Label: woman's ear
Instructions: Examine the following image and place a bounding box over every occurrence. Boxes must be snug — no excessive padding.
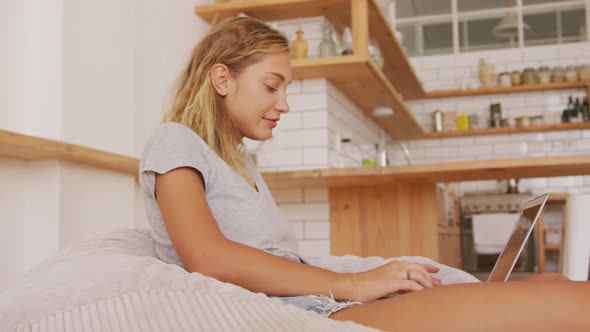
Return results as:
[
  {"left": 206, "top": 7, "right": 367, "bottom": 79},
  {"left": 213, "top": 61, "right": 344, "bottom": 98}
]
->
[{"left": 210, "top": 63, "right": 231, "bottom": 96}]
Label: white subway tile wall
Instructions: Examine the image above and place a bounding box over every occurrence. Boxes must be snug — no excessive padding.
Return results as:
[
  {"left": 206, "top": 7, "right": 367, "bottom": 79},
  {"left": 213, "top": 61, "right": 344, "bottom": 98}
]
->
[{"left": 256, "top": 18, "right": 590, "bottom": 258}]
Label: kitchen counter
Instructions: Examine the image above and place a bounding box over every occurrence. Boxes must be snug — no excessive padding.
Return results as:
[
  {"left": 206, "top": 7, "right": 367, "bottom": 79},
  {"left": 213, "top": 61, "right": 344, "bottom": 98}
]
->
[
  {"left": 261, "top": 155, "right": 590, "bottom": 189},
  {"left": 260, "top": 155, "right": 590, "bottom": 265}
]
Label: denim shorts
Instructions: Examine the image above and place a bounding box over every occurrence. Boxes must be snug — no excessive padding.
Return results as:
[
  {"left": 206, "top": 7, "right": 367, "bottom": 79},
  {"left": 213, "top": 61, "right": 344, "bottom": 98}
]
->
[{"left": 273, "top": 294, "right": 362, "bottom": 318}]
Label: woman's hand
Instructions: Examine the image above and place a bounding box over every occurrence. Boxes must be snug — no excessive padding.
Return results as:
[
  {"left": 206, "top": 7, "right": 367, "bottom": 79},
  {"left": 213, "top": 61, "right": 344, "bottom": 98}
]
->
[{"left": 346, "top": 261, "right": 442, "bottom": 303}]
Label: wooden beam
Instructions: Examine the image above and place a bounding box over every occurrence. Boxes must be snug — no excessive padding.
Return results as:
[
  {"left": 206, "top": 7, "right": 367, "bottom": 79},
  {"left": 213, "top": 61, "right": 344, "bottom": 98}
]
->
[{"left": 351, "top": 0, "right": 369, "bottom": 58}]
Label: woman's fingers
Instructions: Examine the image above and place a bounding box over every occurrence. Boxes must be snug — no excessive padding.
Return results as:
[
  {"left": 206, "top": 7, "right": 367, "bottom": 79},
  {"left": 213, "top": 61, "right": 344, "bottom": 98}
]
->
[
  {"left": 433, "top": 277, "right": 442, "bottom": 286},
  {"left": 397, "top": 280, "right": 425, "bottom": 293},
  {"left": 424, "top": 264, "right": 440, "bottom": 273},
  {"left": 405, "top": 268, "right": 434, "bottom": 289}
]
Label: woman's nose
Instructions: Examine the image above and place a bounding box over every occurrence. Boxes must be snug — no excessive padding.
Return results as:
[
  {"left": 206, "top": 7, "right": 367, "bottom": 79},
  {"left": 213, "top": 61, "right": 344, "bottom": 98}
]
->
[{"left": 275, "top": 93, "right": 290, "bottom": 113}]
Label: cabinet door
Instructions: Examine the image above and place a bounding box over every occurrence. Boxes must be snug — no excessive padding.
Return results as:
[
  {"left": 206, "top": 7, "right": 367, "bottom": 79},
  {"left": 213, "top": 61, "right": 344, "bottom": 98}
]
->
[{"left": 438, "top": 229, "right": 462, "bottom": 269}]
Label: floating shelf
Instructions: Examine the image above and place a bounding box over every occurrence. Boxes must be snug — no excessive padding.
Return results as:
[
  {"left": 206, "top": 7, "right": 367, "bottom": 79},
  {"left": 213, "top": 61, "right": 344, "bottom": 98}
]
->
[
  {"left": 547, "top": 192, "right": 569, "bottom": 202},
  {"left": 194, "top": 0, "right": 425, "bottom": 139},
  {"left": 292, "top": 55, "right": 424, "bottom": 139},
  {"left": 0, "top": 129, "right": 139, "bottom": 176},
  {"left": 423, "top": 81, "right": 589, "bottom": 99},
  {"left": 423, "top": 122, "right": 590, "bottom": 139}
]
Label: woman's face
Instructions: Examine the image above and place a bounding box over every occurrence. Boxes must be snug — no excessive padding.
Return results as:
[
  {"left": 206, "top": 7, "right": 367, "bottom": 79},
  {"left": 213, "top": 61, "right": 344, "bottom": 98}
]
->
[{"left": 221, "top": 52, "right": 292, "bottom": 141}]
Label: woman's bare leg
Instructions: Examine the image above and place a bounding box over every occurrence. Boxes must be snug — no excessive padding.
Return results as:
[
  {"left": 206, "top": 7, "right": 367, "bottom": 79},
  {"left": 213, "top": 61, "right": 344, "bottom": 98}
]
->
[{"left": 330, "top": 280, "right": 590, "bottom": 332}]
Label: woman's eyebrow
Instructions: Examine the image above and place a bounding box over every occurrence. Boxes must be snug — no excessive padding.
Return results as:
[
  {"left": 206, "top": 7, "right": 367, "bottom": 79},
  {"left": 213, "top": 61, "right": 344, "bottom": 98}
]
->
[{"left": 266, "top": 72, "right": 292, "bottom": 85}]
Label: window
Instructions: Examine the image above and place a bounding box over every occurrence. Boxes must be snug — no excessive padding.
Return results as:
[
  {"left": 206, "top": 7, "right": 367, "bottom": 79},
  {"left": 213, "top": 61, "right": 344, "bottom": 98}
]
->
[
  {"left": 396, "top": 0, "right": 451, "bottom": 19},
  {"left": 392, "top": 0, "right": 588, "bottom": 56},
  {"left": 460, "top": 16, "right": 519, "bottom": 52},
  {"left": 458, "top": 0, "right": 512, "bottom": 12},
  {"left": 398, "top": 21, "right": 453, "bottom": 56}
]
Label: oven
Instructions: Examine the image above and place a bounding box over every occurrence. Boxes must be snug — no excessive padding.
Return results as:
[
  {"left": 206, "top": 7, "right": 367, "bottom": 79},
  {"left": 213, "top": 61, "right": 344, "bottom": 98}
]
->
[{"left": 460, "top": 192, "right": 538, "bottom": 273}]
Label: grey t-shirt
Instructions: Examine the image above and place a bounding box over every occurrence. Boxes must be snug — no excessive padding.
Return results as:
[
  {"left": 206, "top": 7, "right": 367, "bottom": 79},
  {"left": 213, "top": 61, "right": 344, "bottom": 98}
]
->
[{"left": 139, "top": 122, "right": 304, "bottom": 267}]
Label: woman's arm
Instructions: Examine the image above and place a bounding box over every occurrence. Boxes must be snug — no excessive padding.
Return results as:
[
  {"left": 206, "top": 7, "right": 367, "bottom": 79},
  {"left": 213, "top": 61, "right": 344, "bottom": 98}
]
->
[
  {"left": 155, "top": 167, "right": 353, "bottom": 299},
  {"left": 156, "top": 167, "right": 438, "bottom": 302}
]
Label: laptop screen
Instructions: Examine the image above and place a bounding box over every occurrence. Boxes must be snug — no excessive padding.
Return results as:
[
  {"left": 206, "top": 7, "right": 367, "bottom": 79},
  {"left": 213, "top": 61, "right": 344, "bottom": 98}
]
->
[{"left": 487, "top": 194, "right": 548, "bottom": 282}]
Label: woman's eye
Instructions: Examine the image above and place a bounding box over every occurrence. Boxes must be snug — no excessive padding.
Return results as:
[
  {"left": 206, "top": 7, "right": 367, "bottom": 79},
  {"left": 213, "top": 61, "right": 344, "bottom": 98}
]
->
[{"left": 266, "top": 85, "right": 278, "bottom": 93}]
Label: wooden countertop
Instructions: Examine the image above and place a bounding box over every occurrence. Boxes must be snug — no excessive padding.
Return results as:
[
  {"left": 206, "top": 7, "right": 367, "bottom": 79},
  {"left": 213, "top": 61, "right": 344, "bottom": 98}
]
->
[{"left": 261, "top": 155, "right": 590, "bottom": 189}]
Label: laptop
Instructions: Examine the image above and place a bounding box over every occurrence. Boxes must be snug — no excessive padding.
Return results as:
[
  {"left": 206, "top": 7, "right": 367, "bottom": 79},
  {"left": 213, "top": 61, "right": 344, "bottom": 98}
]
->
[{"left": 487, "top": 193, "right": 550, "bottom": 282}]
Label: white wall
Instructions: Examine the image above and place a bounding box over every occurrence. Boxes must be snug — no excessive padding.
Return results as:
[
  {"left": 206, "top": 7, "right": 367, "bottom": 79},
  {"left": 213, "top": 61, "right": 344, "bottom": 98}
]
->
[
  {"left": 0, "top": 0, "right": 206, "bottom": 291},
  {"left": 397, "top": 42, "right": 590, "bottom": 195}
]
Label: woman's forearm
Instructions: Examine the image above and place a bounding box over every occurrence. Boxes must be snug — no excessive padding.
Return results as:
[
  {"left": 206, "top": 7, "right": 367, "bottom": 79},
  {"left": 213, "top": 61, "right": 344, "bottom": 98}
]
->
[{"left": 187, "top": 238, "right": 355, "bottom": 300}]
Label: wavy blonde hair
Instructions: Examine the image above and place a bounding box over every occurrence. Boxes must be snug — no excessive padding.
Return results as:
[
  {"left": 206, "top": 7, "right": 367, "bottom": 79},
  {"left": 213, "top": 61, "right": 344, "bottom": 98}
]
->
[{"left": 163, "top": 17, "right": 289, "bottom": 188}]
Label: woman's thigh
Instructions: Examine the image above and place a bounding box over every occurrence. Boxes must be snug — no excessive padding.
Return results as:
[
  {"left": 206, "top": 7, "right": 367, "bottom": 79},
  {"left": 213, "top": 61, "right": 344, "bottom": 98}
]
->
[{"left": 329, "top": 280, "right": 590, "bottom": 332}]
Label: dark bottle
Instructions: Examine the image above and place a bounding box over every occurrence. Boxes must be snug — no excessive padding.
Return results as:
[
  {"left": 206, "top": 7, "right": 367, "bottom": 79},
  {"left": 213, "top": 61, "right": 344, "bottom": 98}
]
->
[
  {"left": 583, "top": 97, "right": 590, "bottom": 122},
  {"left": 562, "top": 108, "right": 570, "bottom": 123},
  {"left": 562, "top": 96, "right": 573, "bottom": 123}
]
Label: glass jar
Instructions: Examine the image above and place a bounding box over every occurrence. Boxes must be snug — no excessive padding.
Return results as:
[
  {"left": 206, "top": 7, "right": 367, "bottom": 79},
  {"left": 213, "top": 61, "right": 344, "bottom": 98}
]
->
[
  {"left": 511, "top": 70, "right": 522, "bottom": 86},
  {"left": 579, "top": 65, "right": 590, "bottom": 82},
  {"left": 566, "top": 65, "right": 578, "bottom": 82},
  {"left": 522, "top": 68, "right": 537, "bottom": 85},
  {"left": 498, "top": 72, "right": 512, "bottom": 87},
  {"left": 538, "top": 66, "right": 551, "bottom": 84},
  {"left": 319, "top": 20, "right": 337, "bottom": 57},
  {"left": 551, "top": 66, "right": 565, "bottom": 83}
]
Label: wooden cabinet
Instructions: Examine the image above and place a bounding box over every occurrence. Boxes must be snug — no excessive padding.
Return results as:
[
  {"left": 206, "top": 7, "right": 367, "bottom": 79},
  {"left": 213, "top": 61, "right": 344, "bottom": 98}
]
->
[
  {"left": 536, "top": 193, "right": 568, "bottom": 273},
  {"left": 438, "top": 226, "right": 462, "bottom": 269}
]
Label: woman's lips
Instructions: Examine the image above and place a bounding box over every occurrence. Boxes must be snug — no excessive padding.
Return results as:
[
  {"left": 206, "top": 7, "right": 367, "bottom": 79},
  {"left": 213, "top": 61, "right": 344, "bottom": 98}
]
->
[{"left": 263, "top": 118, "right": 278, "bottom": 128}]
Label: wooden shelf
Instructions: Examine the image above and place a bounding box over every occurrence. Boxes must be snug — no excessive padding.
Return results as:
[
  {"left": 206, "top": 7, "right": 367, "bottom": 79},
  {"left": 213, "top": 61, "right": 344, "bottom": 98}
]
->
[
  {"left": 0, "top": 129, "right": 139, "bottom": 176},
  {"left": 545, "top": 243, "right": 561, "bottom": 251},
  {"left": 292, "top": 56, "right": 424, "bottom": 139},
  {"left": 261, "top": 155, "right": 590, "bottom": 189},
  {"left": 423, "top": 122, "right": 590, "bottom": 139},
  {"left": 423, "top": 81, "right": 589, "bottom": 99},
  {"left": 194, "top": 0, "right": 426, "bottom": 139}
]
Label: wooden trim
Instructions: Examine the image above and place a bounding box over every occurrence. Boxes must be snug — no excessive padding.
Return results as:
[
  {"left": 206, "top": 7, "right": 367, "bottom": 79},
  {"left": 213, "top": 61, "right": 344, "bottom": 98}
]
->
[
  {"left": 351, "top": 0, "right": 369, "bottom": 58},
  {"left": 0, "top": 129, "right": 139, "bottom": 176},
  {"left": 423, "top": 122, "right": 590, "bottom": 139},
  {"left": 421, "top": 81, "right": 589, "bottom": 100},
  {"left": 261, "top": 155, "right": 590, "bottom": 189}
]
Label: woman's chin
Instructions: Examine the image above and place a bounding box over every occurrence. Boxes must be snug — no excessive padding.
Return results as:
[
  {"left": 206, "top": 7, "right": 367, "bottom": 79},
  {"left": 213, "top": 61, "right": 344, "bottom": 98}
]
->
[{"left": 245, "top": 130, "right": 273, "bottom": 141}]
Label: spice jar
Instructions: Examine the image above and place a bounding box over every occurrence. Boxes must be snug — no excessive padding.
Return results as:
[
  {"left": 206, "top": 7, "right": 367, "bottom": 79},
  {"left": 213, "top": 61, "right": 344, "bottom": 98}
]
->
[
  {"left": 538, "top": 66, "right": 551, "bottom": 84},
  {"left": 579, "top": 65, "right": 590, "bottom": 82},
  {"left": 551, "top": 66, "right": 565, "bottom": 83},
  {"left": 566, "top": 65, "right": 578, "bottom": 82},
  {"left": 523, "top": 67, "right": 537, "bottom": 85},
  {"left": 511, "top": 70, "right": 522, "bottom": 86},
  {"left": 498, "top": 72, "right": 512, "bottom": 87}
]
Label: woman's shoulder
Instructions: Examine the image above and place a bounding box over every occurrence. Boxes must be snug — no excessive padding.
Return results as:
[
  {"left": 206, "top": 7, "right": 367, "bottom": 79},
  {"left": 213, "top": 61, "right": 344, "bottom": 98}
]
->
[
  {"left": 142, "top": 122, "right": 212, "bottom": 156},
  {"left": 140, "top": 122, "right": 214, "bottom": 169},
  {"left": 150, "top": 122, "right": 206, "bottom": 145}
]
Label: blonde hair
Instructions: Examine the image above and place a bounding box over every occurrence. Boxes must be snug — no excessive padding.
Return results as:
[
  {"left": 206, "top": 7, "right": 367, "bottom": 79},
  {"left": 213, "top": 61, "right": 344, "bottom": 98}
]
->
[{"left": 163, "top": 17, "right": 289, "bottom": 187}]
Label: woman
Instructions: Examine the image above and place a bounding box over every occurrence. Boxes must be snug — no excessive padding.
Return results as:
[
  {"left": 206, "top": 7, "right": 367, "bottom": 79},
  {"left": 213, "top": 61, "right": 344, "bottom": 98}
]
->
[{"left": 139, "top": 17, "right": 589, "bottom": 331}]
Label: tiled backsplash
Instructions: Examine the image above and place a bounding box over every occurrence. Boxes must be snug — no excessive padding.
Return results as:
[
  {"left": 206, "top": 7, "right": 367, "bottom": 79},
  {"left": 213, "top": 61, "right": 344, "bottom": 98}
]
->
[{"left": 250, "top": 17, "right": 590, "bottom": 258}]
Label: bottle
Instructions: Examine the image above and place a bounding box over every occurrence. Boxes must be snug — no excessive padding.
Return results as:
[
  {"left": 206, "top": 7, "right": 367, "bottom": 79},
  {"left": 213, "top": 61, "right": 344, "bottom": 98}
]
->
[
  {"left": 583, "top": 97, "right": 590, "bottom": 122},
  {"left": 291, "top": 29, "right": 308, "bottom": 60},
  {"left": 561, "top": 96, "right": 575, "bottom": 123},
  {"left": 490, "top": 103, "right": 502, "bottom": 128},
  {"left": 575, "top": 97, "right": 584, "bottom": 122},
  {"left": 319, "top": 20, "right": 337, "bottom": 57}
]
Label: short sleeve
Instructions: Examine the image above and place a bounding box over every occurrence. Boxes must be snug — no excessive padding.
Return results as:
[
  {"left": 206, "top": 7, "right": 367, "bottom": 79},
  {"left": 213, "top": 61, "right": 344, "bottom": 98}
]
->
[{"left": 139, "top": 122, "right": 213, "bottom": 200}]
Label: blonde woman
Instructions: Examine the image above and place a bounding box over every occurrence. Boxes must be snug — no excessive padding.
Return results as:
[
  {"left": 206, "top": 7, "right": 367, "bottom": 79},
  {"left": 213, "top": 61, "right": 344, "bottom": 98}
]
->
[{"left": 139, "top": 17, "right": 589, "bottom": 331}]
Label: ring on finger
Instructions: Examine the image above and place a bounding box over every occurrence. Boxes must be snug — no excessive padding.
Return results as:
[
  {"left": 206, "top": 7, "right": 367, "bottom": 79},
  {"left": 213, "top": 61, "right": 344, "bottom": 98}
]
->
[{"left": 406, "top": 270, "right": 411, "bottom": 280}]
